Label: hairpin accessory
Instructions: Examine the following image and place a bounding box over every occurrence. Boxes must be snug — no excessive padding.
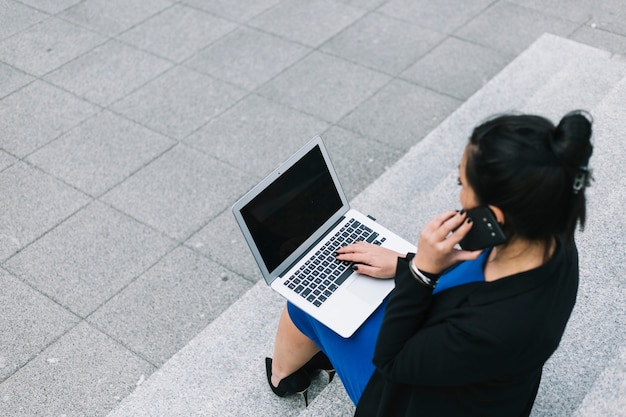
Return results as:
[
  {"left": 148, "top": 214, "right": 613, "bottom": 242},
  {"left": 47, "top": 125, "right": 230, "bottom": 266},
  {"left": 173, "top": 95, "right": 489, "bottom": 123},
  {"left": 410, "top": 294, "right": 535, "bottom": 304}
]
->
[{"left": 572, "top": 166, "right": 590, "bottom": 194}]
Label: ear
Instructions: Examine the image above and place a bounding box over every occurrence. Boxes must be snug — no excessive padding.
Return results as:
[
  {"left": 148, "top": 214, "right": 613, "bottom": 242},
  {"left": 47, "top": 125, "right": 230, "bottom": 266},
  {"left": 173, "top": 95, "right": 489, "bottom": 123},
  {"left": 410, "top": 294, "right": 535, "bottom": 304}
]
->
[{"left": 488, "top": 205, "right": 505, "bottom": 224}]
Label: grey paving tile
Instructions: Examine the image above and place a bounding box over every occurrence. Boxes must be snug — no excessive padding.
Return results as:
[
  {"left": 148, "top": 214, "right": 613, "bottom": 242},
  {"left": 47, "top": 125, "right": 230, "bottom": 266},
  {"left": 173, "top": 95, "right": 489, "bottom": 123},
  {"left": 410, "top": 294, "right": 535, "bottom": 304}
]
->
[
  {"left": 320, "top": 12, "right": 445, "bottom": 75},
  {"left": 185, "top": 27, "right": 311, "bottom": 91},
  {"left": 456, "top": 1, "right": 580, "bottom": 55},
  {"left": 184, "top": 94, "right": 329, "bottom": 176},
  {"left": 338, "top": 79, "right": 461, "bottom": 150},
  {"left": 248, "top": 0, "right": 366, "bottom": 47},
  {"left": 400, "top": 37, "right": 512, "bottom": 100},
  {"left": 0, "top": 269, "right": 80, "bottom": 382},
  {"left": 592, "top": 0, "right": 626, "bottom": 37},
  {"left": 181, "top": 0, "right": 281, "bottom": 22},
  {"left": 186, "top": 210, "right": 260, "bottom": 282},
  {"left": 0, "top": 0, "right": 46, "bottom": 41},
  {"left": 0, "top": 321, "right": 155, "bottom": 417},
  {"left": 0, "top": 162, "right": 90, "bottom": 262},
  {"left": 507, "top": 0, "right": 595, "bottom": 23},
  {"left": 0, "top": 16, "right": 106, "bottom": 76},
  {"left": 378, "top": 0, "right": 494, "bottom": 34},
  {"left": 530, "top": 0, "right": 626, "bottom": 39},
  {"left": 0, "top": 81, "right": 99, "bottom": 157},
  {"left": 257, "top": 51, "right": 391, "bottom": 123},
  {"left": 45, "top": 40, "right": 172, "bottom": 107},
  {"left": 102, "top": 144, "right": 256, "bottom": 241},
  {"left": 337, "top": 0, "right": 387, "bottom": 8},
  {"left": 119, "top": 4, "right": 237, "bottom": 63},
  {"left": 111, "top": 66, "right": 247, "bottom": 140},
  {"left": 89, "top": 246, "right": 253, "bottom": 366},
  {"left": 322, "top": 126, "right": 405, "bottom": 201},
  {"left": 0, "top": 150, "right": 16, "bottom": 172},
  {"left": 0, "top": 62, "right": 32, "bottom": 99},
  {"left": 26, "top": 111, "right": 175, "bottom": 197},
  {"left": 17, "top": 0, "right": 82, "bottom": 14},
  {"left": 4, "top": 201, "right": 176, "bottom": 317},
  {"left": 59, "top": 0, "right": 172, "bottom": 36},
  {"left": 571, "top": 25, "right": 626, "bottom": 56}
]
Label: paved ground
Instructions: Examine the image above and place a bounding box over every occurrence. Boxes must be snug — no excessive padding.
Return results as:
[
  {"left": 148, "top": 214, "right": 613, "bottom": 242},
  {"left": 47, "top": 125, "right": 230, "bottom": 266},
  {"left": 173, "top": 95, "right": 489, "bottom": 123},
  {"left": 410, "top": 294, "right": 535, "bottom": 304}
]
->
[{"left": 1, "top": 1, "right": 626, "bottom": 416}]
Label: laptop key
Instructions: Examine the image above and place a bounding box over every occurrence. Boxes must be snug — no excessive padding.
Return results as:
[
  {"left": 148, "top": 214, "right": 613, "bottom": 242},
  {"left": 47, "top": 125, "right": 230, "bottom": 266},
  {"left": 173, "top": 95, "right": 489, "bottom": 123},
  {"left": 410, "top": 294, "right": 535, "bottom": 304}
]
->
[
  {"left": 365, "top": 232, "right": 379, "bottom": 243},
  {"left": 284, "top": 218, "right": 389, "bottom": 308},
  {"left": 334, "top": 267, "right": 352, "bottom": 286}
]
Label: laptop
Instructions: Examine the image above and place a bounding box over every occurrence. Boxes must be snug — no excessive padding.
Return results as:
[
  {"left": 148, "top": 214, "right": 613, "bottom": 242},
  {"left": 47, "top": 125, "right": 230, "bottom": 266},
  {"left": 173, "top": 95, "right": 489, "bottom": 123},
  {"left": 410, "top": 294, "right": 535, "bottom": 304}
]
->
[{"left": 232, "top": 136, "right": 414, "bottom": 337}]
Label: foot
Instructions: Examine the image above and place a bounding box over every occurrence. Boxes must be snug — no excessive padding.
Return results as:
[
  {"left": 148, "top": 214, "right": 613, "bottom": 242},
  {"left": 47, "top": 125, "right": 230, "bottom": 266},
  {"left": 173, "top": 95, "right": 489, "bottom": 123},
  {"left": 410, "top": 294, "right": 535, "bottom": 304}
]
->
[{"left": 265, "top": 357, "right": 311, "bottom": 406}]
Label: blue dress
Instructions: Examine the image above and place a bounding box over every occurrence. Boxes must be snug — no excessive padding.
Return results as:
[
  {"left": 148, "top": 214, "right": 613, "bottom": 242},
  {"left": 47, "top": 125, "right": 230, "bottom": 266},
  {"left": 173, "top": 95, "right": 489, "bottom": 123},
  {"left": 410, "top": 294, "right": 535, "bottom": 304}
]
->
[{"left": 287, "top": 250, "right": 490, "bottom": 404}]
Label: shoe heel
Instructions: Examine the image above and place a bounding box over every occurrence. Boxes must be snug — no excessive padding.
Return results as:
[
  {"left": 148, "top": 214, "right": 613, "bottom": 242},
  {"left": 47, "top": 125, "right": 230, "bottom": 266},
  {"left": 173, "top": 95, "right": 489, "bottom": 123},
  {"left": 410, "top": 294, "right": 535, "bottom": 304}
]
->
[
  {"left": 326, "top": 369, "right": 336, "bottom": 384},
  {"left": 265, "top": 357, "right": 311, "bottom": 407},
  {"left": 304, "top": 351, "right": 336, "bottom": 384}
]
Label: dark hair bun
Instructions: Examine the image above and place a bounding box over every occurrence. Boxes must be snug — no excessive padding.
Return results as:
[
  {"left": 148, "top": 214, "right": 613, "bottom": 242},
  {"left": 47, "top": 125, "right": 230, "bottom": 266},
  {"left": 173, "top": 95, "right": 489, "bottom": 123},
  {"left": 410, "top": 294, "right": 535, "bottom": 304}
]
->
[
  {"left": 466, "top": 111, "right": 594, "bottom": 242},
  {"left": 553, "top": 110, "right": 593, "bottom": 170}
]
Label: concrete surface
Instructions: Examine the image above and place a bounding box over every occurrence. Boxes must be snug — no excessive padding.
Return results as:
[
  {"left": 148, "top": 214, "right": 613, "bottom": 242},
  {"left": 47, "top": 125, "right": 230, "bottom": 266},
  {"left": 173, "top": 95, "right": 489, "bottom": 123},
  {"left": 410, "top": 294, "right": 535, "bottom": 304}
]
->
[{"left": 1, "top": 1, "right": 626, "bottom": 416}]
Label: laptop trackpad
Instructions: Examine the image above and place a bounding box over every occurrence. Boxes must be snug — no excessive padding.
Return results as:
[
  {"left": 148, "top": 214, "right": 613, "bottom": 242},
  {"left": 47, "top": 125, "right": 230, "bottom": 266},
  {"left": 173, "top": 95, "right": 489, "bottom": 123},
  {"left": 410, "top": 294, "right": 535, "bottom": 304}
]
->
[{"left": 347, "top": 276, "right": 385, "bottom": 305}]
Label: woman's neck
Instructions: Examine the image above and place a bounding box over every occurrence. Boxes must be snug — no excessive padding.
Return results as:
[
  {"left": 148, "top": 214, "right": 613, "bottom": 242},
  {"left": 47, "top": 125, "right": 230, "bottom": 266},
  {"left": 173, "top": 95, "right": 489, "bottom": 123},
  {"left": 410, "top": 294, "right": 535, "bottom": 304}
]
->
[{"left": 484, "top": 237, "right": 555, "bottom": 282}]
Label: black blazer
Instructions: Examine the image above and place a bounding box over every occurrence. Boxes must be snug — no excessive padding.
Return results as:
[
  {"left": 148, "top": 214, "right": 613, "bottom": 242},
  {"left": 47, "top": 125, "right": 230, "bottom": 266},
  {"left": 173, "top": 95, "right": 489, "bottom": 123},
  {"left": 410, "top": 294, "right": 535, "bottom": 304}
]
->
[{"left": 355, "top": 240, "right": 579, "bottom": 417}]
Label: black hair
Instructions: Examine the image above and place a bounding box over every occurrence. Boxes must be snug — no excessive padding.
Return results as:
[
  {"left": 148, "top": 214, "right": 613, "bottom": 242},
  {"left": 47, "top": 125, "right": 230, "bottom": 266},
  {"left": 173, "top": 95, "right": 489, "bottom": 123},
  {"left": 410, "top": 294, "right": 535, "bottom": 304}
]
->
[{"left": 465, "top": 111, "right": 593, "bottom": 244}]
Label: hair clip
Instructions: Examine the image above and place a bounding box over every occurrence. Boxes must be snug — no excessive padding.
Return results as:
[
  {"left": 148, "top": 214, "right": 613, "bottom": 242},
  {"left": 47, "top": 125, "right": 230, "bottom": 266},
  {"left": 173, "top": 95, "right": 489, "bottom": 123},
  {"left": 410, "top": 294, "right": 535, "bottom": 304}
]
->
[{"left": 572, "top": 166, "right": 589, "bottom": 194}]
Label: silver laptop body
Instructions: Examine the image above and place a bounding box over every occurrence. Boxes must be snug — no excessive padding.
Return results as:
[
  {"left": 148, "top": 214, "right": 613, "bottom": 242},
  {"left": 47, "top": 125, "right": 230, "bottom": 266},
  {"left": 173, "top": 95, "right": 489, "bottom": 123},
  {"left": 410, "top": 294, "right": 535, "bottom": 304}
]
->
[{"left": 232, "top": 136, "right": 414, "bottom": 337}]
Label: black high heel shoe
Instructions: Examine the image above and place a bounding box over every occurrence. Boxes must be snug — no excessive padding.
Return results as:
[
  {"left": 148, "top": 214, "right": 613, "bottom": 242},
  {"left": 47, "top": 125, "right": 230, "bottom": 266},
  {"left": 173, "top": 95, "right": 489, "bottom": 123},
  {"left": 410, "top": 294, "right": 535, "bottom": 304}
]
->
[
  {"left": 303, "top": 351, "right": 336, "bottom": 384},
  {"left": 265, "top": 357, "right": 311, "bottom": 406}
]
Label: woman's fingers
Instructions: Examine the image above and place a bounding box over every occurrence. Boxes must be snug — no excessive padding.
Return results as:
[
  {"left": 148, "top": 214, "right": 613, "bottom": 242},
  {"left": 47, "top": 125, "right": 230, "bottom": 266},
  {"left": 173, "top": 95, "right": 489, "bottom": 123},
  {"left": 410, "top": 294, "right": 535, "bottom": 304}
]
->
[
  {"left": 446, "top": 213, "right": 473, "bottom": 246},
  {"left": 335, "top": 241, "right": 375, "bottom": 261},
  {"left": 414, "top": 210, "right": 483, "bottom": 273},
  {"left": 351, "top": 263, "right": 382, "bottom": 277},
  {"left": 421, "top": 210, "right": 467, "bottom": 248},
  {"left": 336, "top": 242, "right": 404, "bottom": 279},
  {"left": 422, "top": 210, "right": 458, "bottom": 235}
]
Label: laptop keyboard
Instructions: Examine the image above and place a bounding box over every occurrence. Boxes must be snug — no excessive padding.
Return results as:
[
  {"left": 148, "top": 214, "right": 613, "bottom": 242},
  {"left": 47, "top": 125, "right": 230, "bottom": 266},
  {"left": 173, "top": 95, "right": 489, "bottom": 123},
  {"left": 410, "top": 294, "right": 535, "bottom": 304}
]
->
[{"left": 283, "top": 218, "right": 385, "bottom": 308}]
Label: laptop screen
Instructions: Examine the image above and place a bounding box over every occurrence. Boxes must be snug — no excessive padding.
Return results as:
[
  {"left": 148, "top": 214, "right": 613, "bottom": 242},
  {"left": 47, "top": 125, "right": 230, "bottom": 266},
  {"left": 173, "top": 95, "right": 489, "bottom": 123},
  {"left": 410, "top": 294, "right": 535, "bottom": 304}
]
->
[{"left": 239, "top": 144, "right": 343, "bottom": 274}]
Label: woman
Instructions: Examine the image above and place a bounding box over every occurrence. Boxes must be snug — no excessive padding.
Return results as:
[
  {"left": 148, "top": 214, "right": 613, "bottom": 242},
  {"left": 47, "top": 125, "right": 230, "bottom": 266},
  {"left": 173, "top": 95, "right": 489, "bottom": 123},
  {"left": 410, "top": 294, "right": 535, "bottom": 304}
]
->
[{"left": 266, "top": 111, "right": 593, "bottom": 416}]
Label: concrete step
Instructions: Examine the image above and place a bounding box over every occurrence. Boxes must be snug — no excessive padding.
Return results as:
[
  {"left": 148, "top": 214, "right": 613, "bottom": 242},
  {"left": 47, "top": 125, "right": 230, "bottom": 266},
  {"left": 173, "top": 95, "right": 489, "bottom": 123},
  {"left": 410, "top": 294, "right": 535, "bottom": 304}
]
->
[
  {"left": 534, "top": 73, "right": 626, "bottom": 417},
  {"left": 106, "top": 34, "right": 626, "bottom": 417},
  {"left": 572, "top": 345, "right": 626, "bottom": 417}
]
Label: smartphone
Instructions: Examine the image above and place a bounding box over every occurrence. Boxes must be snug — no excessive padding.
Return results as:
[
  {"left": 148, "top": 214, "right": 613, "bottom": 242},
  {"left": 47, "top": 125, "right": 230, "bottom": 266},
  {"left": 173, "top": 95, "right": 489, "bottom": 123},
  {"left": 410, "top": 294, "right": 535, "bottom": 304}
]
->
[{"left": 459, "top": 207, "right": 507, "bottom": 251}]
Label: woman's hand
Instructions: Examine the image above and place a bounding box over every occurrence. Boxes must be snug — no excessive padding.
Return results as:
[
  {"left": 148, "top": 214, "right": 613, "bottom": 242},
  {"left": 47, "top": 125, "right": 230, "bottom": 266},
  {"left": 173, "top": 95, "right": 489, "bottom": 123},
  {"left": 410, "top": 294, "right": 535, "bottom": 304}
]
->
[
  {"left": 413, "top": 210, "right": 483, "bottom": 274},
  {"left": 335, "top": 242, "right": 405, "bottom": 279}
]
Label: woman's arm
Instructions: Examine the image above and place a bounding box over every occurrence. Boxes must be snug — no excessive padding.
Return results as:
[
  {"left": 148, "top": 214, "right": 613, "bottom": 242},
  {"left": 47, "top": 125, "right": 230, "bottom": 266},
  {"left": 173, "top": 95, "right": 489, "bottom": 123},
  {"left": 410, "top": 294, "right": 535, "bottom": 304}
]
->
[
  {"left": 337, "top": 211, "right": 482, "bottom": 279},
  {"left": 353, "top": 211, "right": 508, "bottom": 386},
  {"left": 371, "top": 263, "right": 513, "bottom": 387}
]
